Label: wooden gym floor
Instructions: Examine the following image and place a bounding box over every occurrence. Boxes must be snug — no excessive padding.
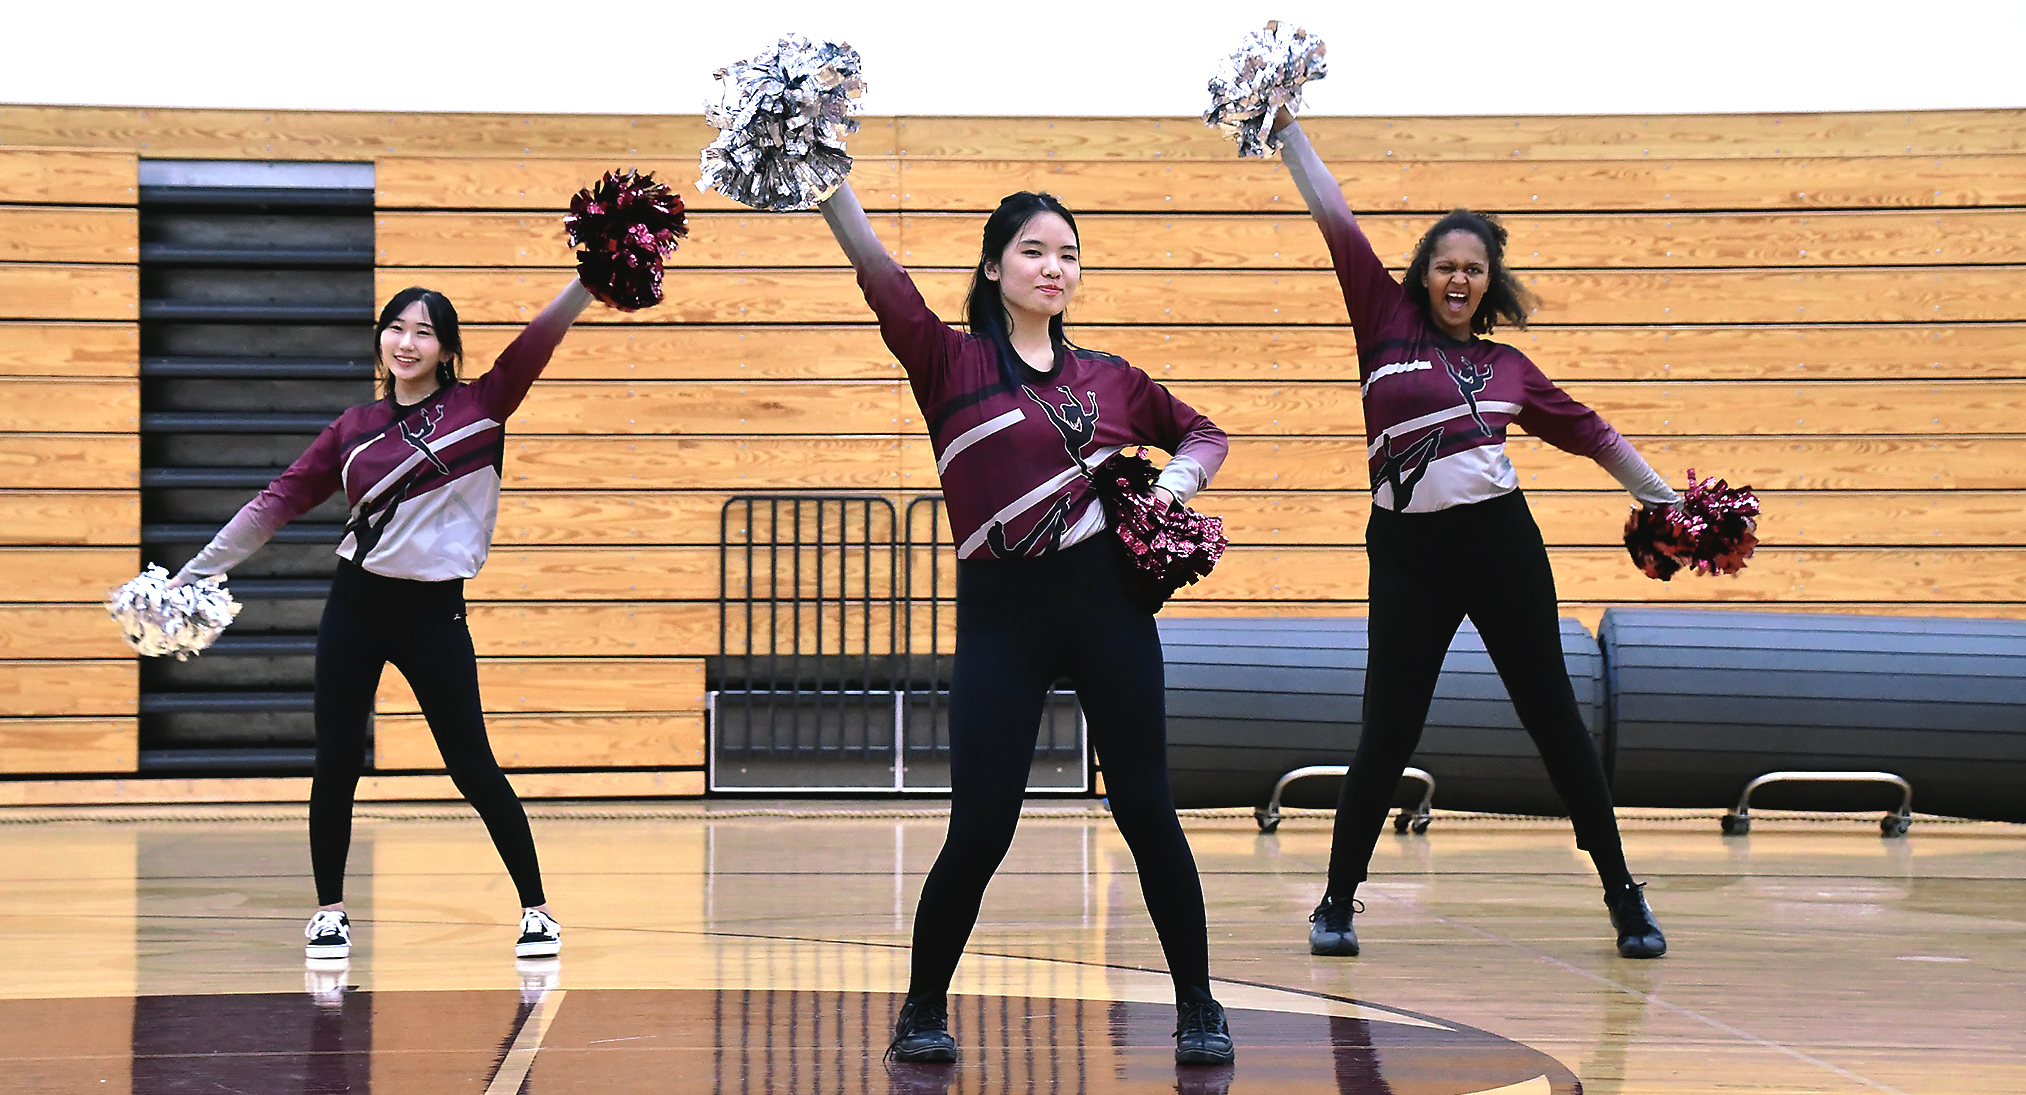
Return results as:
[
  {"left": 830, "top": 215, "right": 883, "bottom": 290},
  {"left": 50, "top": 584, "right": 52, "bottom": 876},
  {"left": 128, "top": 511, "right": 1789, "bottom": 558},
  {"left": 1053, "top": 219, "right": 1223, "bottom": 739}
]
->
[{"left": 0, "top": 802, "right": 2019, "bottom": 1093}]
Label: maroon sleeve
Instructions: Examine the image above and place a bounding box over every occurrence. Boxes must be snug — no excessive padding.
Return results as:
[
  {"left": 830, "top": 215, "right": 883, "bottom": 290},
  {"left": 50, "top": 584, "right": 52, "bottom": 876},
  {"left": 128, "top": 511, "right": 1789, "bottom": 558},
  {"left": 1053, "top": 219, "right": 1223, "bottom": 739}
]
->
[
  {"left": 1314, "top": 204, "right": 1409, "bottom": 343},
  {"left": 856, "top": 258, "right": 965, "bottom": 408},
  {"left": 1124, "top": 363, "right": 1228, "bottom": 496},
  {"left": 1512, "top": 354, "right": 1617, "bottom": 457},
  {"left": 468, "top": 295, "right": 580, "bottom": 422}
]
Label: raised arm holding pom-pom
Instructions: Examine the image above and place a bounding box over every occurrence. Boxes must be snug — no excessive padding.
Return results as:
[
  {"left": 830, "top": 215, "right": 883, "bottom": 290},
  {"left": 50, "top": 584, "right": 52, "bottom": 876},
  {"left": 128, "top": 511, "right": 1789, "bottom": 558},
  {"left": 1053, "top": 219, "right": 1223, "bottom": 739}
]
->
[{"left": 1234, "top": 45, "right": 1671, "bottom": 964}]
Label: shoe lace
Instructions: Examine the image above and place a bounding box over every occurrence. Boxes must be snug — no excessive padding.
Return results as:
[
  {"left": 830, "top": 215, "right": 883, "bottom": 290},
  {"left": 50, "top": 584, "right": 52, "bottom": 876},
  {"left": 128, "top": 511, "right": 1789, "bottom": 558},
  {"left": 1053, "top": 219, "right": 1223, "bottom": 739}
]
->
[
  {"left": 521, "top": 909, "right": 558, "bottom": 934},
  {"left": 1309, "top": 896, "right": 1364, "bottom": 932},
  {"left": 1174, "top": 1000, "right": 1224, "bottom": 1037},
  {"left": 306, "top": 910, "right": 346, "bottom": 939},
  {"left": 883, "top": 1000, "right": 950, "bottom": 1062}
]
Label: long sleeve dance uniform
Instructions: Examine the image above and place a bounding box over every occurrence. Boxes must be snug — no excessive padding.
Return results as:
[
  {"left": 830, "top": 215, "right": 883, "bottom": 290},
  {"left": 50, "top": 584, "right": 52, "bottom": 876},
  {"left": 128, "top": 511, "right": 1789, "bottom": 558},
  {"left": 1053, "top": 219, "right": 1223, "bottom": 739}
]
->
[
  {"left": 841, "top": 213, "right": 1230, "bottom": 1003},
  {"left": 1278, "top": 123, "right": 1672, "bottom": 899},
  {"left": 181, "top": 287, "right": 589, "bottom": 908}
]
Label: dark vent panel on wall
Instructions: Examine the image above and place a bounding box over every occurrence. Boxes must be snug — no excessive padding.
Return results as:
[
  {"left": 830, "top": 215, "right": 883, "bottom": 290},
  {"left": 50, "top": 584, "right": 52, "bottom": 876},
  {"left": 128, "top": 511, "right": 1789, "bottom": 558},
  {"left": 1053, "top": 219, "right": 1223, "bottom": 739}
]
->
[{"left": 137, "top": 160, "right": 376, "bottom": 774}]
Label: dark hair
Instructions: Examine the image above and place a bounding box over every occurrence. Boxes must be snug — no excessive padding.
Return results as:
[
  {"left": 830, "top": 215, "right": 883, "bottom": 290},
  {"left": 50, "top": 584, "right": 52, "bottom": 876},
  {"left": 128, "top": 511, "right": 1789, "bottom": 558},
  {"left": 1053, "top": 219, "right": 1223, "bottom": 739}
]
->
[
  {"left": 373, "top": 286, "right": 463, "bottom": 399},
  {"left": 964, "top": 191, "right": 1081, "bottom": 353},
  {"left": 1401, "top": 209, "right": 1537, "bottom": 336}
]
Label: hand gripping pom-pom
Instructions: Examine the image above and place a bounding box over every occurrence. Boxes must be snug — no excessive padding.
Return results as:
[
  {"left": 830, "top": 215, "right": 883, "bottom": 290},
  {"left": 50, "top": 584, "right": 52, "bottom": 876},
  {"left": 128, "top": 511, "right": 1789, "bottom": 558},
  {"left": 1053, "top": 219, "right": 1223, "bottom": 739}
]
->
[
  {"left": 1623, "top": 470, "right": 1761, "bottom": 581},
  {"left": 563, "top": 169, "right": 688, "bottom": 311},
  {"left": 106, "top": 565, "right": 242, "bottom": 660},
  {"left": 699, "top": 35, "right": 867, "bottom": 212},
  {"left": 1091, "top": 450, "right": 1230, "bottom": 612},
  {"left": 1204, "top": 20, "right": 1328, "bottom": 158}
]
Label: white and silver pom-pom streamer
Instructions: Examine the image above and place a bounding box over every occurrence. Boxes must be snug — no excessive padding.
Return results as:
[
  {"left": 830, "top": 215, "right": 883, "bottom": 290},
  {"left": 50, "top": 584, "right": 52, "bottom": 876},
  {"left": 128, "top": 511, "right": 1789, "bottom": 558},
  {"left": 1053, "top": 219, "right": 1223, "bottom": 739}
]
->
[
  {"left": 698, "top": 34, "right": 868, "bottom": 212},
  {"left": 105, "top": 565, "right": 241, "bottom": 661},
  {"left": 1203, "top": 20, "right": 1328, "bottom": 158}
]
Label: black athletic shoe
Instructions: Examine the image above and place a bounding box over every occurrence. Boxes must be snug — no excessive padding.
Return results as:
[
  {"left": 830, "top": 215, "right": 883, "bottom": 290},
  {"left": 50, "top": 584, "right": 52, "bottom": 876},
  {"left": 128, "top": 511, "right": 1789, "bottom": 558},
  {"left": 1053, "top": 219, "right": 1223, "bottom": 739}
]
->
[
  {"left": 1174, "top": 999, "right": 1235, "bottom": 1065},
  {"left": 1606, "top": 881, "right": 1667, "bottom": 958},
  {"left": 886, "top": 998, "right": 957, "bottom": 1063},
  {"left": 304, "top": 910, "right": 351, "bottom": 959},
  {"left": 1308, "top": 895, "right": 1363, "bottom": 956}
]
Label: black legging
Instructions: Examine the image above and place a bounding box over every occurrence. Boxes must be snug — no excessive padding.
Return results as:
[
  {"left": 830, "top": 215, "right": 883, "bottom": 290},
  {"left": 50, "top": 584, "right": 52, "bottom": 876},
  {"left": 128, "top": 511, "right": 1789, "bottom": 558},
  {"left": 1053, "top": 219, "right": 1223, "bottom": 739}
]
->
[
  {"left": 310, "top": 559, "right": 546, "bottom": 908},
  {"left": 908, "top": 536, "right": 1212, "bottom": 1001},
  {"left": 1327, "top": 490, "right": 1633, "bottom": 897}
]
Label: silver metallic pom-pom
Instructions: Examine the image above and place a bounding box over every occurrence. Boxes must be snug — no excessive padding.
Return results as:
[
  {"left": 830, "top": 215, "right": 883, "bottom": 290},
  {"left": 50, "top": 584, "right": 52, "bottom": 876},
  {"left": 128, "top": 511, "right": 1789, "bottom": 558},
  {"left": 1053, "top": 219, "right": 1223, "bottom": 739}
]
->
[
  {"left": 699, "top": 34, "right": 868, "bottom": 212},
  {"left": 105, "top": 565, "right": 241, "bottom": 661},
  {"left": 1204, "top": 20, "right": 1328, "bottom": 158}
]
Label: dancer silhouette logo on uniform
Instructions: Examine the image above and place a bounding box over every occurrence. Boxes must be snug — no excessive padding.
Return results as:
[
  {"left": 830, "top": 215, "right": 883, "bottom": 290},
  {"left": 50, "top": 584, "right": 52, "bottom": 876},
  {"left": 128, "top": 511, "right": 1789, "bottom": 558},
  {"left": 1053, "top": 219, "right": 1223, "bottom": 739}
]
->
[
  {"left": 1374, "top": 426, "right": 1445, "bottom": 511},
  {"left": 1436, "top": 348, "right": 1494, "bottom": 438},
  {"left": 1025, "top": 385, "right": 1103, "bottom": 472}
]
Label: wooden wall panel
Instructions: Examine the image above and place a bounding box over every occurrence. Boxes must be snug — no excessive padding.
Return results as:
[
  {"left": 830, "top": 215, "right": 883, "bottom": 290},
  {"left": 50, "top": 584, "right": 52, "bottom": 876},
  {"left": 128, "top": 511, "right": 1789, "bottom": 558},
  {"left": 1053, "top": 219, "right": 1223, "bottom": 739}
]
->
[
  {"left": 0, "top": 606, "right": 131, "bottom": 659},
  {"left": 466, "top": 603, "right": 716, "bottom": 658},
  {"left": 0, "top": 718, "right": 136, "bottom": 774},
  {"left": 0, "top": 492, "right": 139, "bottom": 546},
  {"left": 0, "top": 149, "right": 136, "bottom": 204},
  {"left": 375, "top": 658, "right": 706, "bottom": 715},
  {"left": 453, "top": 321, "right": 2026, "bottom": 383},
  {"left": 503, "top": 377, "right": 2026, "bottom": 438},
  {"left": 374, "top": 712, "right": 705, "bottom": 770},
  {"left": 394, "top": 266, "right": 2026, "bottom": 326},
  {"left": 0, "top": 208, "right": 137, "bottom": 263},
  {"left": 892, "top": 156, "right": 2026, "bottom": 214},
  {"left": 378, "top": 211, "right": 899, "bottom": 268},
  {"left": 376, "top": 157, "right": 904, "bottom": 212},
  {"left": 893, "top": 112, "right": 2026, "bottom": 161},
  {"left": 0, "top": 436, "right": 139, "bottom": 489},
  {"left": 0, "top": 379, "right": 140, "bottom": 432},
  {"left": 0, "top": 548, "right": 137, "bottom": 603},
  {"left": 0, "top": 322, "right": 138, "bottom": 377},
  {"left": 0, "top": 662, "right": 136, "bottom": 716},
  {"left": 0, "top": 265, "right": 138, "bottom": 321},
  {"left": 10, "top": 106, "right": 2021, "bottom": 162}
]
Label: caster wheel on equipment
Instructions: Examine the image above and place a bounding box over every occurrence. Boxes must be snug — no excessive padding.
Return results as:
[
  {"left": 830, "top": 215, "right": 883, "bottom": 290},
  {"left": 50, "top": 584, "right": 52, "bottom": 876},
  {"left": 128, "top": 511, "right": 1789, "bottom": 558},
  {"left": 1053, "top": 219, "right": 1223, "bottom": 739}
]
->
[
  {"left": 1410, "top": 816, "right": 1431, "bottom": 835},
  {"left": 1392, "top": 811, "right": 1411, "bottom": 834},
  {"left": 1254, "top": 809, "right": 1279, "bottom": 834},
  {"left": 1721, "top": 813, "right": 1750, "bottom": 835},
  {"left": 1881, "top": 815, "right": 1911, "bottom": 838}
]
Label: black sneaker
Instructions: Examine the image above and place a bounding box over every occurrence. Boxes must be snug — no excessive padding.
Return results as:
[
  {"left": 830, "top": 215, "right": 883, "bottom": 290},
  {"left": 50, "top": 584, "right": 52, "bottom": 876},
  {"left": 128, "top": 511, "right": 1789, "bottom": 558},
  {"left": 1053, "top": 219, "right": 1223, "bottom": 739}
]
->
[
  {"left": 886, "top": 997, "right": 956, "bottom": 1063},
  {"left": 1308, "top": 895, "right": 1363, "bottom": 956},
  {"left": 1606, "top": 882, "right": 1667, "bottom": 959},
  {"left": 1174, "top": 999, "right": 1235, "bottom": 1065},
  {"left": 304, "top": 910, "right": 350, "bottom": 959},
  {"left": 516, "top": 908, "right": 562, "bottom": 958}
]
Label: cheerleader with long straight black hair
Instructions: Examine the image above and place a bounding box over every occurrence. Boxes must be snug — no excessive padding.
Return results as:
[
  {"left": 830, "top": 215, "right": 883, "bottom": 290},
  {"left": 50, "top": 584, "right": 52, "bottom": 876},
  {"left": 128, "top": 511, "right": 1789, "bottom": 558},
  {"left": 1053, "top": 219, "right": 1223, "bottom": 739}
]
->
[
  {"left": 817, "top": 179, "right": 1236, "bottom": 1065},
  {"left": 1270, "top": 106, "right": 1674, "bottom": 960},
  {"left": 173, "top": 277, "right": 595, "bottom": 962}
]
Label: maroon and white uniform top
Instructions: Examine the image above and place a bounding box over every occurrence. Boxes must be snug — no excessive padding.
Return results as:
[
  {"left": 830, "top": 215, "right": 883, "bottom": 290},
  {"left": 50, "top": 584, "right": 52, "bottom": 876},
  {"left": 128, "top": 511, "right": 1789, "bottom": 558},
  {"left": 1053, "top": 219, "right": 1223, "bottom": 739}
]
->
[
  {"left": 181, "top": 307, "right": 576, "bottom": 583},
  {"left": 1278, "top": 124, "right": 1676, "bottom": 513},
  {"left": 858, "top": 260, "right": 1229, "bottom": 560}
]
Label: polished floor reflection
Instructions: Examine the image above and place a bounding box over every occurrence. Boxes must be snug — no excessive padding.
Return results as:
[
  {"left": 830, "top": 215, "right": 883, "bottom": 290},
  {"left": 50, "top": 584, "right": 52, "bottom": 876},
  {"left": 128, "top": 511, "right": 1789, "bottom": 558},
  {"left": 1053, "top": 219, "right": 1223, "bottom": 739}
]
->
[{"left": 0, "top": 805, "right": 2020, "bottom": 1093}]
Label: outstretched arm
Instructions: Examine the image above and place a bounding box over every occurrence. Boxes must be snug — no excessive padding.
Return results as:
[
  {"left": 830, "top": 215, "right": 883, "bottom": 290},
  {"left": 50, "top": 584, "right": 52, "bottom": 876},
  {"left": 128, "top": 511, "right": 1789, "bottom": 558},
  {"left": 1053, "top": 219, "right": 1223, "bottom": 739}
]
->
[
  {"left": 1272, "top": 109, "right": 1402, "bottom": 335},
  {"left": 173, "top": 420, "right": 343, "bottom": 583},
  {"left": 1595, "top": 434, "right": 1682, "bottom": 506},
  {"left": 820, "top": 180, "right": 896, "bottom": 275},
  {"left": 472, "top": 278, "right": 594, "bottom": 421}
]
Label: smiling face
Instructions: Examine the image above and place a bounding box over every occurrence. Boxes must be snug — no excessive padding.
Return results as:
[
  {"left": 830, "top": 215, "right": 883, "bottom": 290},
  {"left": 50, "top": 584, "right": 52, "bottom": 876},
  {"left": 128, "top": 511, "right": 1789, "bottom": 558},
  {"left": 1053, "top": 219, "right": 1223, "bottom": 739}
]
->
[
  {"left": 1423, "top": 229, "right": 1491, "bottom": 339},
  {"left": 377, "top": 300, "right": 446, "bottom": 395},
  {"left": 984, "top": 211, "right": 1080, "bottom": 322}
]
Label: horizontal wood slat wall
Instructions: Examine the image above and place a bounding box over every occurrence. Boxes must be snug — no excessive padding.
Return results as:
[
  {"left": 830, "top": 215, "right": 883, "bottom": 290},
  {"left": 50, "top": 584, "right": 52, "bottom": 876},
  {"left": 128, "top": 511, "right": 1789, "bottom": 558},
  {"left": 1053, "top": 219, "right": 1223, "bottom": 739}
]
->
[
  {"left": 4, "top": 104, "right": 2022, "bottom": 799},
  {"left": 0, "top": 148, "right": 139, "bottom": 776}
]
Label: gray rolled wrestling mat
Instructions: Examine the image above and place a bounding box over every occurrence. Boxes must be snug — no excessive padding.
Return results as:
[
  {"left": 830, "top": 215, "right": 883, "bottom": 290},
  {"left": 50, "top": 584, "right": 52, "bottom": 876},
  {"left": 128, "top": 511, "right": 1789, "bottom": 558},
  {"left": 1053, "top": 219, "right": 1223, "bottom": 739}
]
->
[
  {"left": 1158, "top": 616, "right": 1604, "bottom": 813},
  {"left": 1599, "top": 608, "right": 2026, "bottom": 821}
]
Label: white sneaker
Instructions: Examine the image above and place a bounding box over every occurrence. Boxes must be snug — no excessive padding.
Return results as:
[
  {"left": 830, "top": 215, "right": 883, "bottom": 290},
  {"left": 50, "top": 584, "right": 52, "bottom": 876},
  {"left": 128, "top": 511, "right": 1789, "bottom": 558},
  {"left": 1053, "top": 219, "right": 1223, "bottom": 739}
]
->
[
  {"left": 516, "top": 908, "right": 561, "bottom": 958},
  {"left": 304, "top": 910, "right": 351, "bottom": 959}
]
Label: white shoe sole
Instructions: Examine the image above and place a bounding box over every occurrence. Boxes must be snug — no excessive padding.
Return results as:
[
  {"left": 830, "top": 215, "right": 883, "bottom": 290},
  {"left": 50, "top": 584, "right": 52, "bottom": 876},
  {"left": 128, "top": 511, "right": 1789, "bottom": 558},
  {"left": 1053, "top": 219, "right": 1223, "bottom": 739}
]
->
[
  {"left": 515, "top": 939, "right": 561, "bottom": 958},
  {"left": 305, "top": 942, "right": 351, "bottom": 959}
]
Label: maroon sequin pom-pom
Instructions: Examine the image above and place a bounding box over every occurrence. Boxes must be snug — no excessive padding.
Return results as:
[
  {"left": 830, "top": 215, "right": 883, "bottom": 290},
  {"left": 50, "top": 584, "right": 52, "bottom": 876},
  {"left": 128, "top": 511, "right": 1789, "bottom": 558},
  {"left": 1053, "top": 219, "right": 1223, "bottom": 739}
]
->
[
  {"left": 1624, "top": 469, "right": 1761, "bottom": 581},
  {"left": 1093, "top": 450, "right": 1229, "bottom": 606},
  {"left": 563, "top": 169, "right": 688, "bottom": 311}
]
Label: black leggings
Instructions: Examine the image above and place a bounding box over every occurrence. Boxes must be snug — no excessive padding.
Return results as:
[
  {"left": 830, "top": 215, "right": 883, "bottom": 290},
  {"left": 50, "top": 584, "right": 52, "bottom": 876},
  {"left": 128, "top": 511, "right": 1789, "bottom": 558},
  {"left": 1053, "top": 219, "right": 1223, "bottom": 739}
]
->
[
  {"left": 1327, "top": 491, "right": 1633, "bottom": 897},
  {"left": 311, "top": 559, "right": 545, "bottom": 908},
  {"left": 909, "top": 536, "right": 1212, "bottom": 1002}
]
